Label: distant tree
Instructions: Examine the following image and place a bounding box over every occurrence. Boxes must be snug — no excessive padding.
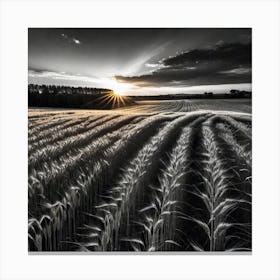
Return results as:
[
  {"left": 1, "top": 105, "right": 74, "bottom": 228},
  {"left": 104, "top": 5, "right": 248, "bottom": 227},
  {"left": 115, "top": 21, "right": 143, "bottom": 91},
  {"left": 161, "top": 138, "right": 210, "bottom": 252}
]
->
[{"left": 230, "top": 89, "right": 239, "bottom": 95}]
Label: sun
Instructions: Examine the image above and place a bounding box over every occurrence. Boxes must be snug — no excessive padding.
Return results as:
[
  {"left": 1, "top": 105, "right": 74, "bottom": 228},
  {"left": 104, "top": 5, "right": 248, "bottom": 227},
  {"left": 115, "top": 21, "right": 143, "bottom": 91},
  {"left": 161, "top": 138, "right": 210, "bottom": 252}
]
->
[
  {"left": 107, "top": 77, "right": 131, "bottom": 96},
  {"left": 94, "top": 87, "right": 128, "bottom": 109},
  {"left": 112, "top": 90, "right": 121, "bottom": 96},
  {"left": 111, "top": 83, "right": 128, "bottom": 96},
  {"left": 95, "top": 77, "right": 131, "bottom": 108}
]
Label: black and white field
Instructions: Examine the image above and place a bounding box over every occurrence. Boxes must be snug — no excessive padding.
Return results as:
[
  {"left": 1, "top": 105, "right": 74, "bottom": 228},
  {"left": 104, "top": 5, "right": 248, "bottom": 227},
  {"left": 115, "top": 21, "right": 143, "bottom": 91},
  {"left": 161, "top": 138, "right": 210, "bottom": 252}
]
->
[{"left": 28, "top": 99, "right": 252, "bottom": 252}]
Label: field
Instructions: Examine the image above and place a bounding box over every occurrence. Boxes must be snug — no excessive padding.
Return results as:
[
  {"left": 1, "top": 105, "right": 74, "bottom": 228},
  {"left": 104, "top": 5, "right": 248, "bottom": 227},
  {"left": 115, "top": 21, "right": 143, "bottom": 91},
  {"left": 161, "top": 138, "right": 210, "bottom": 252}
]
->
[{"left": 28, "top": 99, "right": 252, "bottom": 252}]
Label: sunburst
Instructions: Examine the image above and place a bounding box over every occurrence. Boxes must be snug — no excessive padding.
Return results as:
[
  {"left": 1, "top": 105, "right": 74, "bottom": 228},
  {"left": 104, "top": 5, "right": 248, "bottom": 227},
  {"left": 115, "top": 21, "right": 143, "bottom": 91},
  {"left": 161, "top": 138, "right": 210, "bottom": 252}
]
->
[{"left": 94, "top": 89, "right": 127, "bottom": 108}]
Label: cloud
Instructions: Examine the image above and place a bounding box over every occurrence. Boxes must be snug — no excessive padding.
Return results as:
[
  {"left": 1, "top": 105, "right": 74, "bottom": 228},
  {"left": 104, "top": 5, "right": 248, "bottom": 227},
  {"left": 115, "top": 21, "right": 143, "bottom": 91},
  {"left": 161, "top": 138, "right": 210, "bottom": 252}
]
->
[
  {"left": 163, "top": 42, "right": 251, "bottom": 67},
  {"left": 28, "top": 68, "right": 99, "bottom": 84},
  {"left": 61, "top": 33, "right": 81, "bottom": 45},
  {"left": 28, "top": 67, "right": 132, "bottom": 91},
  {"left": 219, "top": 67, "right": 251, "bottom": 75},
  {"left": 145, "top": 63, "right": 160, "bottom": 68},
  {"left": 115, "top": 42, "right": 251, "bottom": 87}
]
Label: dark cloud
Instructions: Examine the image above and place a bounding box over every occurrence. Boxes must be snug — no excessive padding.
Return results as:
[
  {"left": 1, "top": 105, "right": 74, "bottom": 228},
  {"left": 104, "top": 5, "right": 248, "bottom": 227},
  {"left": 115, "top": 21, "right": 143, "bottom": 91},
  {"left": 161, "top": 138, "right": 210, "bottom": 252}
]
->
[
  {"left": 163, "top": 43, "right": 251, "bottom": 66},
  {"left": 115, "top": 42, "right": 251, "bottom": 87},
  {"left": 28, "top": 67, "right": 47, "bottom": 74}
]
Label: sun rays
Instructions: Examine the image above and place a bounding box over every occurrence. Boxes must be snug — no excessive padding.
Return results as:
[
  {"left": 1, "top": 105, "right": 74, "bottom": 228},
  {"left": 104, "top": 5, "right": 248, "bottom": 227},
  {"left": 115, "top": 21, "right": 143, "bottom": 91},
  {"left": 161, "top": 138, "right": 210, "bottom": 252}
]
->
[{"left": 94, "top": 90, "right": 127, "bottom": 108}]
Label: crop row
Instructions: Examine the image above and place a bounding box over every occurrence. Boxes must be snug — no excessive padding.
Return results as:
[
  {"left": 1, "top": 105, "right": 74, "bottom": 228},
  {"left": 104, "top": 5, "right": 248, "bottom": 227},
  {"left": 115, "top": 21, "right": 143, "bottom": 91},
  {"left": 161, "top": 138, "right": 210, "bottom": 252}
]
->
[{"left": 28, "top": 112, "right": 252, "bottom": 251}]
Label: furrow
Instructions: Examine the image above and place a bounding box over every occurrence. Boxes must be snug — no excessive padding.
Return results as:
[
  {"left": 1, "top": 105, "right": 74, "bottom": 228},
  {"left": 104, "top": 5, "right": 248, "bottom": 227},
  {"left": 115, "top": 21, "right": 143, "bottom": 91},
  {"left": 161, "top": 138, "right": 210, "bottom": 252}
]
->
[
  {"left": 76, "top": 113, "right": 210, "bottom": 251},
  {"left": 28, "top": 115, "right": 134, "bottom": 168},
  {"left": 28, "top": 114, "right": 116, "bottom": 155},
  {"left": 216, "top": 122, "right": 251, "bottom": 168},
  {"left": 28, "top": 115, "right": 79, "bottom": 136},
  {"left": 28, "top": 115, "right": 173, "bottom": 251},
  {"left": 178, "top": 123, "right": 251, "bottom": 251},
  {"left": 28, "top": 114, "right": 108, "bottom": 144},
  {"left": 28, "top": 115, "right": 143, "bottom": 204},
  {"left": 116, "top": 115, "right": 210, "bottom": 251}
]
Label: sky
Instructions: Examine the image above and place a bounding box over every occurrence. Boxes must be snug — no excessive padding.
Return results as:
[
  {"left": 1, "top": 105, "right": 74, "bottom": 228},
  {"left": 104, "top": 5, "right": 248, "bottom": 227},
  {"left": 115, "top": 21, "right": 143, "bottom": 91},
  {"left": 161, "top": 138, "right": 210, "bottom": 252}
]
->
[{"left": 28, "top": 28, "right": 252, "bottom": 95}]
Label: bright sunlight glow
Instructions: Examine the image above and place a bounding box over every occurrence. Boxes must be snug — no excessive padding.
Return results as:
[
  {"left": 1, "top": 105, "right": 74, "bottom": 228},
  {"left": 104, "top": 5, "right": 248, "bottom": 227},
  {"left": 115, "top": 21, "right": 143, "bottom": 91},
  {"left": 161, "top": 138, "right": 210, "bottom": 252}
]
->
[
  {"left": 101, "top": 77, "right": 131, "bottom": 96},
  {"left": 112, "top": 90, "right": 121, "bottom": 96},
  {"left": 93, "top": 86, "right": 128, "bottom": 109}
]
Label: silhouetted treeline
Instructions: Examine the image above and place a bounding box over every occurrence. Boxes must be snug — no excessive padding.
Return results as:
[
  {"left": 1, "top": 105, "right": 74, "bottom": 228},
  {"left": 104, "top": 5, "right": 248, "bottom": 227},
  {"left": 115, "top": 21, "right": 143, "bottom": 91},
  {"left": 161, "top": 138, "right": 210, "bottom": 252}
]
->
[
  {"left": 229, "top": 89, "right": 252, "bottom": 97},
  {"left": 28, "top": 84, "right": 133, "bottom": 109},
  {"left": 132, "top": 90, "right": 252, "bottom": 101}
]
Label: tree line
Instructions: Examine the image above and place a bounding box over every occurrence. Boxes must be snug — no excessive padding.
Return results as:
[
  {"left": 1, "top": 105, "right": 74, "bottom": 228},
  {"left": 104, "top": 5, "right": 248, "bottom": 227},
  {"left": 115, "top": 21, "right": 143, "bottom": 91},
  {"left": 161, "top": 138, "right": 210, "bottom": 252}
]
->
[{"left": 28, "top": 84, "right": 132, "bottom": 109}]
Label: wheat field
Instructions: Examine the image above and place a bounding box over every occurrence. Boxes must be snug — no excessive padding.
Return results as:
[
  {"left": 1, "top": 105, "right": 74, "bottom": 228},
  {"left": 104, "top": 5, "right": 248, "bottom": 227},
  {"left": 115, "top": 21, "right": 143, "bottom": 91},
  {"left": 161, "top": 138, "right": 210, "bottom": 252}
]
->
[{"left": 28, "top": 99, "right": 252, "bottom": 252}]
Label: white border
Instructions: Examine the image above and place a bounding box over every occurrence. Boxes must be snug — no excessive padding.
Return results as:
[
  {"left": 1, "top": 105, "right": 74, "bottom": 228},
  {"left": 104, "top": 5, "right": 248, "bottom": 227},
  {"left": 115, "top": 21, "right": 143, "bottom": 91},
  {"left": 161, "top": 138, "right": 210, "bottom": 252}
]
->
[{"left": 1, "top": 0, "right": 280, "bottom": 279}]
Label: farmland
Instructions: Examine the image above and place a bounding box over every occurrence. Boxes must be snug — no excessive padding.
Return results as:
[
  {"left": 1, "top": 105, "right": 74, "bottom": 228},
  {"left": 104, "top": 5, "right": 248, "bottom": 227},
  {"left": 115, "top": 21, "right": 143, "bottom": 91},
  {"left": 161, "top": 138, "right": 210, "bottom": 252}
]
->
[{"left": 28, "top": 99, "right": 252, "bottom": 252}]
